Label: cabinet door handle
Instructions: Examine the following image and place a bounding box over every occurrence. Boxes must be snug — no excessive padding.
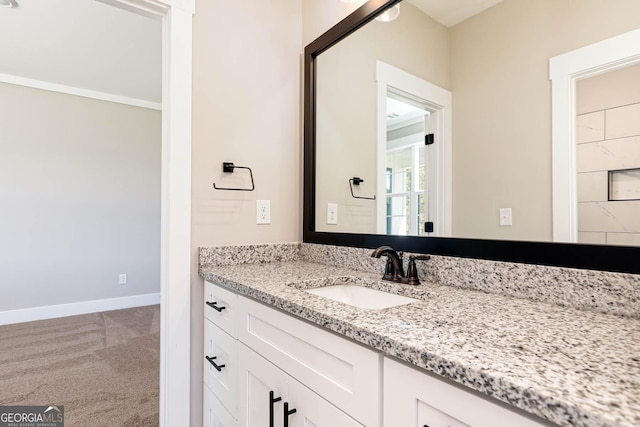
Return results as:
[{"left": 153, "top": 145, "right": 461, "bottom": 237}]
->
[
  {"left": 269, "top": 391, "right": 282, "bottom": 427},
  {"left": 206, "top": 301, "right": 226, "bottom": 312},
  {"left": 283, "top": 402, "right": 296, "bottom": 427},
  {"left": 205, "top": 355, "right": 225, "bottom": 372}
]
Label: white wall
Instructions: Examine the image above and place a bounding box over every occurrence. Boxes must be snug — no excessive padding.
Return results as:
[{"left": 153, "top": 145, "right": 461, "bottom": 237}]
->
[
  {"left": 302, "top": 0, "right": 366, "bottom": 45},
  {"left": 190, "top": 0, "right": 303, "bottom": 423},
  {"left": 450, "top": 0, "right": 640, "bottom": 241},
  {"left": 0, "top": 82, "right": 161, "bottom": 313}
]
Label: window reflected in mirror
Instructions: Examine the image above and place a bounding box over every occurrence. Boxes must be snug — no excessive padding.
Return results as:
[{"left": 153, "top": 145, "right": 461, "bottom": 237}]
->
[{"left": 384, "top": 96, "right": 428, "bottom": 236}]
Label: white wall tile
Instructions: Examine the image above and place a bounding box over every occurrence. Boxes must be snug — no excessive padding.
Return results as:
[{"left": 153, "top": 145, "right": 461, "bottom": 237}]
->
[
  {"left": 606, "top": 103, "right": 640, "bottom": 139},
  {"left": 576, "top": 135, "right": 640, "bottom": 173},
  {"left": 577, "top": 231, "right": 606, "bottom": 244},
  {"left": 578, "top": 201, "right": 640, "bottom": 232},
  {"left": 606, "top": 232, "right": 640, "bottom": 247},
  {"left": 576, "top": 111, "right": 604, "bottom": 144},
  {"left": 576, "top": 171, "right": 608, "bottom": 202}
]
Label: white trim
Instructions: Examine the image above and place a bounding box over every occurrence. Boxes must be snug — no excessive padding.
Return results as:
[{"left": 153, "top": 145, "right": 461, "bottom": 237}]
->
[
  {"left": 157, "top": 5, "right": 193, "bottom": 427},
  {"left": 375, "top": 61, "right": 452, "bottom": 236},
  {"left": 104, "top": 1, "right": 193, "bottom": 426},
  {"left": 550, "top": 28, "right": 640, "bottom": 242},
  {"left": 0, "top": 73, "right": 162, "bottom": 111},
  {"left": 0, "top": 293, "right": 160, "bottom": 326}
]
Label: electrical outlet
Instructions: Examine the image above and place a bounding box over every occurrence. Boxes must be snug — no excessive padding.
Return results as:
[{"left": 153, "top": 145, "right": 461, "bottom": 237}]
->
[
  {"left": 327, "top": 203, "right": 338, "bottom": 225},
  {"left": 499, "top": 208, "right": 513, "bottom": 226},
  {"left": 119, "top": 273, "right": 127, "bottom": 285},
  {"left": 257, "top": 200, "right": 271, "bottom": 224}
]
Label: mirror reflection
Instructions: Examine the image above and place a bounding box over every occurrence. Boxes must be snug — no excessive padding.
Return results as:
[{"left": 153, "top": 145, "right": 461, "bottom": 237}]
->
[{"left": 314, "top": 0, "right": 640, "bottom": 246}]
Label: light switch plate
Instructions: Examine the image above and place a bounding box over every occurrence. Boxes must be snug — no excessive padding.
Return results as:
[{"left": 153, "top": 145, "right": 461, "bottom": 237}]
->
[
  {"left": 499, "top": 208, "right": 512, "bottom": 226},
  {"left": 327, "top": 203, "right": 338, "bottom": 225}
]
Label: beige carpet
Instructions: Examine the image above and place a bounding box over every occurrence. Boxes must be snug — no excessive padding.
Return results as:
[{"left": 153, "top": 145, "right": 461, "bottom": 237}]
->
[{"left": 0, "top": 305, "right": 160, "bottom": 426}]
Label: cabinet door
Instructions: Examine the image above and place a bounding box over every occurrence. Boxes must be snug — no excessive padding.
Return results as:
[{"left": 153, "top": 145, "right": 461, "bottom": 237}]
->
[
  {"left": 238, "top": 344, "right": 289, "bottom": 427},
  {"left": 287, "top": 378, "right": 363, "bottom": 427},
  {"left": 384, "top": 358, "right": 549, "bottom": 427},
  {"left": 238, "top": 296, "right": 381, "bottom": 427},
  {"left": 204, "top": 384, "right": 238, "bottom": 427}
]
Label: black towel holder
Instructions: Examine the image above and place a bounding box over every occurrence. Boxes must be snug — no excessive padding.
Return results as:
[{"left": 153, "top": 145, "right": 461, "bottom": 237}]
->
[
  {"left": 349, "top": 177, "right": 376, "bottom": 200},
  {"left": 213, "top": 162, "right": 255, "bottom": 191}
]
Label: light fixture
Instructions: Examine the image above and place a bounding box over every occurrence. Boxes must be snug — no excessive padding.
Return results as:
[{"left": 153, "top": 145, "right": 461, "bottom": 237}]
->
[
  {"left": 375, "top": 4, "right": 400, "bottom": 22},
  {"left": 0, "top": 0, "right": 18, "bottom": 7}
]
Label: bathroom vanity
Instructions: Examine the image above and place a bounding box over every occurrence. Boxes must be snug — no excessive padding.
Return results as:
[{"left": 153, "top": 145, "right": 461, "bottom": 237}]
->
[
  {"left": 198, "top": 246, "right": 639, "bottom": 427},
  {"left": 199, "top": 2, "right": 640, "bottom": 426}
]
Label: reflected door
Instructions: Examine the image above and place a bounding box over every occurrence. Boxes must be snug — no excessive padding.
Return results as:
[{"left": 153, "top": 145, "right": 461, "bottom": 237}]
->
[{"left": 384, "top": 95, "right": 432, "bottom": 236}]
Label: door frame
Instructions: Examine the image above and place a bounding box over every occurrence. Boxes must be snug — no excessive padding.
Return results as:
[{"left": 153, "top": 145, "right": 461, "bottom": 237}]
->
[
  {"left": 100, "top": 0, "right": 194, "bottom": 425},
  {"left": 375, "top": 60, "right": 452, "bottom": 236},
  {"left": 550, "top": 28, "right": 640, "bottom": 242}
]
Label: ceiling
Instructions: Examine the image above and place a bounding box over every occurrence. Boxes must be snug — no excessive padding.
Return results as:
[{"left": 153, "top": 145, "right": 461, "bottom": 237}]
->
[
  {"left": 407, "top": 0, "right": 504, "bottom": 27},
  {"left": 0, "top": 0, "right": 161, "bottom": 103}
]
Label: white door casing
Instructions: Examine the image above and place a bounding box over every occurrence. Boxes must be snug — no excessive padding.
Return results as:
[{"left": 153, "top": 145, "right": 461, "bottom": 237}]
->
[
  {"left": 550, "top": 28, "right": 640, "bottom": 242},
  {"left": 99, "top": 0, "right": 194, "bottom": 425}
]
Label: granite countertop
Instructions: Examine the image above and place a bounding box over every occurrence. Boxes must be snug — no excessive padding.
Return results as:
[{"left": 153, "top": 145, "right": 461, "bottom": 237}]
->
[{"left": 200, "top": 260, "right": 640, "bottom": 427}]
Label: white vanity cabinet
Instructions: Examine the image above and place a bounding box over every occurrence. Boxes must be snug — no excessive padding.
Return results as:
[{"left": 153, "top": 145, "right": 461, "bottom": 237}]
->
[
  {"left": 203, "top": 280, "right": 382, "bottom": 427},
  {"left": 383, "top": 357, "right": 550, "bottom": 427}
]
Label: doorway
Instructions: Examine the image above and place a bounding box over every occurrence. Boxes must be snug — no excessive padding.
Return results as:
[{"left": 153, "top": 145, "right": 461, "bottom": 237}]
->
[
  {"left": 99, "top": 2, "right": 193, "bottom": 425},
  {"left": 574, "top": 62, "right": 640, "bottom": 246},
  {"left": 0, "top": 0, "right": 194, "bottom": 424},
  {"left": 376, "top": 61, "right": 452, "bottom": 237},
  {"left": 384, "top": 94, "right": 431, "bottom": 236},
  {"left": 550, "top": 27, "right": 640, "bottom": 243}
]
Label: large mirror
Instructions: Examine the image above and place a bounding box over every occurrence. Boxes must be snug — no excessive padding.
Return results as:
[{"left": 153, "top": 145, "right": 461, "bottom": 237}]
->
[{"left": 303, "top": 0, "right": 640, "bottom": 273}]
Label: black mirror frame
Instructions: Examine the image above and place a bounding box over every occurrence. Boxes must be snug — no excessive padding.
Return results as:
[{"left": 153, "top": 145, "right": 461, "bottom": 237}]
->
[{"left": 303, "top": 0, "right": 640, "bottom": 274}]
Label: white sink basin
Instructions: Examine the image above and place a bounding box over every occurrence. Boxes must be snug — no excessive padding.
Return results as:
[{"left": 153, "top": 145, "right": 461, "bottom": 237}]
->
[{"left": 305, "top": 283, "right": 419, "bottom": 310}]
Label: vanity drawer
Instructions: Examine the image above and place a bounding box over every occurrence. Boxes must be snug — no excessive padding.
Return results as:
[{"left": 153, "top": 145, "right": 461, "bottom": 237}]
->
[
  {"left": 204, "top": 280, "right": 238, "bottom": 337},
  {"left": 238, "top": 295, "right": 382, "bottom": 427},
  {"left": 204, "top": 318, "right": 238, "bottom": 418}
]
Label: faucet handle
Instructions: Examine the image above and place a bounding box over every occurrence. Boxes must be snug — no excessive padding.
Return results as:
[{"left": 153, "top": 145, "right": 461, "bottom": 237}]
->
[
  {"left": 406, "top": 255, "right": 431, "bottom": 285},
  {"left": 383, "top": 257, "right": 395, "bottom": 281}
]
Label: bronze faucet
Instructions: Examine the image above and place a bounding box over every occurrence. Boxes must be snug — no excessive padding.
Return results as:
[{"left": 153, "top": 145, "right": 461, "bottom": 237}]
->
[{"left": 371, "top": 246, "right": 430, "bottom": 285}]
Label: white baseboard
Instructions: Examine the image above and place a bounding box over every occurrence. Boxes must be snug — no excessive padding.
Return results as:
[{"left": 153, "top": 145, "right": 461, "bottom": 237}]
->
[{"left": 0, "top": 293, "right": 161, "bottom": 326}]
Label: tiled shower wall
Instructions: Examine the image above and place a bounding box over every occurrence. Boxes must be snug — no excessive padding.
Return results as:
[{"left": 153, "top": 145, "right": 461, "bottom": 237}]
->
[{"left": 576, "top": 62, "right": 640, "bottom": 246}]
